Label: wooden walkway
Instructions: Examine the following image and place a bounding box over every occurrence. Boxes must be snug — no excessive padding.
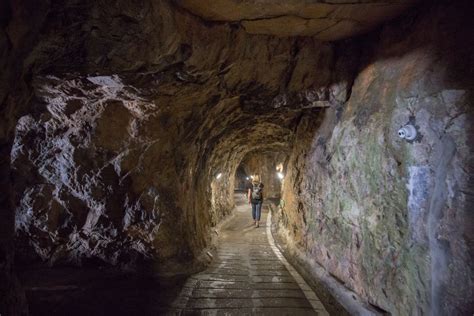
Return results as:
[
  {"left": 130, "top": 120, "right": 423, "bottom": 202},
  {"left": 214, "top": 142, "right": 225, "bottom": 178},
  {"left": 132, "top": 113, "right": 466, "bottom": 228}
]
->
[{"left": 172, "top": 195, "right": 329, "bottom": 315}]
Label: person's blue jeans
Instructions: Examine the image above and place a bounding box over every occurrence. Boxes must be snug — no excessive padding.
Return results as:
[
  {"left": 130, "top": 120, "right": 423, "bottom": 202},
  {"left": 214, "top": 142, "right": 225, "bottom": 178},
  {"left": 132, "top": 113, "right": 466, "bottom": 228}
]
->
[{"left": 251, "top": 201, "right": 262, "bottom": 221}]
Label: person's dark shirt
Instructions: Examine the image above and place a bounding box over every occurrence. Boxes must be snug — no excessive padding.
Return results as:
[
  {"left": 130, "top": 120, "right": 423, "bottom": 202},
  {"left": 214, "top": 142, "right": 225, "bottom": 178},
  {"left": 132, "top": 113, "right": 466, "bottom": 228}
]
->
[
  {"left": 245, "top": 180, "right": 253, "bottom": 192},
  {"left": 248, "top": 181, "right": 264, "bottom": 203}
]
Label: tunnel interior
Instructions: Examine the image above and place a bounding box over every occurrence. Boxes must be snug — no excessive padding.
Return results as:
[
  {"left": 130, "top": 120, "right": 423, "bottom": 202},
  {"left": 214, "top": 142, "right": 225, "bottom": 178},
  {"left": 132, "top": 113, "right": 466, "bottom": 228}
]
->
[
  {"left": 1, "top": 0, "right": 473, "bottom": 315},
  {"left": 233, "top": 164, "right": 248, "bottom": 191},
  {"left": 235, "top": 150, "right": 287, "bottom": 198}
]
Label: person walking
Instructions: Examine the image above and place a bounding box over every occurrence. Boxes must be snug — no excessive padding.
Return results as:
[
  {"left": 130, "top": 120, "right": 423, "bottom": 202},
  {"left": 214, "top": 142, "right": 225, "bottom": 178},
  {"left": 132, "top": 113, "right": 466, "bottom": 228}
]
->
[{"left": 248, "top": 175, "right": 264, "bottom": 228}]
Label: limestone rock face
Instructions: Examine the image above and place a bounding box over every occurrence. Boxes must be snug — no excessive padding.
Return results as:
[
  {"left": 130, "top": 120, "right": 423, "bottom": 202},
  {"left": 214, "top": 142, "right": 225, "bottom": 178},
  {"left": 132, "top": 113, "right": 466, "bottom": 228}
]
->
[
  {"left": 276, "top": 3, "right": 474, "bottom": 315},
  {"left": 175, "top": 0, "right": 418, "bottom": 39}
]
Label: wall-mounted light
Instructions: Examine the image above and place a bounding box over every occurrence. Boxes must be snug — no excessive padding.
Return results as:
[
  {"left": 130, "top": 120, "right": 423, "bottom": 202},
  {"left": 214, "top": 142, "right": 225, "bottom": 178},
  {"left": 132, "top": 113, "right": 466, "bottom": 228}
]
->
[
  {"left": 398, "top": 124, "right": 417, "bottom": 141},
  {"left": 276, "top": 163, "right": 283, "bottom": 172},
  {"left": 246, "top": 177, "right": 249, "bottom": 180},
  {"left": 216, "top": 173, "right": 222, "bottom": 180},
  {"left": 277, "top": 172, "right": 284, "bottom": 180},
  {"left": 250, "top": 175, "right": 254, "bottom": 180}
]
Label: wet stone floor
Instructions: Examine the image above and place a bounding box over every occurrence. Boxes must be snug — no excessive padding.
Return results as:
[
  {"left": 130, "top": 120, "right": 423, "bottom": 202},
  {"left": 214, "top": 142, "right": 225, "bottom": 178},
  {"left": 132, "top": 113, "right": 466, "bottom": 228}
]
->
[{"left": 172, "top": 195, "right": 328, "bottom": 315}]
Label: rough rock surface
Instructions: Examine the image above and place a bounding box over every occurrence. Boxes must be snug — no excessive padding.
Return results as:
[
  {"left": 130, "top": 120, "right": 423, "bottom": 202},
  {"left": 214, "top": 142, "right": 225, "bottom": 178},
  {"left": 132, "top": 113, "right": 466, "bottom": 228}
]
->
[
  {"left": 6, "top": 0, "right": 349, "bottom": 271},
  {"left": 176, "top": 0, "right": 418, "bottom": 39},
  {"left": 276, "top": 3, "right": 474, "bottom": 315},
  {"left": 12, "top": 75, "right": 167, "bottom": 267},
  {"left": 0, "top": 0, "right": 472, "bottom": 315}
]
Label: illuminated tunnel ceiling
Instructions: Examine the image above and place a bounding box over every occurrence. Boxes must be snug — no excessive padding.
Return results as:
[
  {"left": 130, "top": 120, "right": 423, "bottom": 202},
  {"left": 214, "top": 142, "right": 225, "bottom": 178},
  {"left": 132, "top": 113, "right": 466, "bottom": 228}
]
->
[{"left": 174, "top": 0, "right": 419, "bottom": 39}]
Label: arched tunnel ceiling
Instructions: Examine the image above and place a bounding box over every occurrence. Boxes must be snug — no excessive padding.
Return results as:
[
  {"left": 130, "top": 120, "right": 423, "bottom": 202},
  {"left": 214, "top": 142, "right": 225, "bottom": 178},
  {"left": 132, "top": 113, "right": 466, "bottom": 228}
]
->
[
  {"left": 3, "top": 1, "right": 474, "bottom": 314},
  {"left": 4, "top": 0, "right": 358, "bottom": 268},
  {"left": 174, "top": 0, "right": 419, "bottom": 40}
]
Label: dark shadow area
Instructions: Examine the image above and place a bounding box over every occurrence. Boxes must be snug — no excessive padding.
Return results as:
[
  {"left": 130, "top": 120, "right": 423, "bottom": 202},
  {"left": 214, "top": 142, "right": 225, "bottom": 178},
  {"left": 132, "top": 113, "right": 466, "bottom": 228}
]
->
[
  {"left": 19, "top": 266, "right": 186, "bottom": 316},
  {"left": 234, "top": 164, "right": 249, "bottom": 191}
]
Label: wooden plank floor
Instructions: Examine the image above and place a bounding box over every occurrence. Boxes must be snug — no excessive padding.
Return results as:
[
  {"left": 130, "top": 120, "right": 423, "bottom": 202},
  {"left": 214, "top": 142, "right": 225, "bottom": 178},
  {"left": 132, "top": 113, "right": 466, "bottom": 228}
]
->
[{"left": 172, "top": 195, "right": 329, "bottom": 316}]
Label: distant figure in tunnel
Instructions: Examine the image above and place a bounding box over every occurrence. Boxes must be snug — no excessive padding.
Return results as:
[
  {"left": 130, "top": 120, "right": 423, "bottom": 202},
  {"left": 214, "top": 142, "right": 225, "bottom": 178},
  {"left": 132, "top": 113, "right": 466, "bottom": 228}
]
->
[{"left": 247, "top": 175, "right": 264, "bottom": 228}]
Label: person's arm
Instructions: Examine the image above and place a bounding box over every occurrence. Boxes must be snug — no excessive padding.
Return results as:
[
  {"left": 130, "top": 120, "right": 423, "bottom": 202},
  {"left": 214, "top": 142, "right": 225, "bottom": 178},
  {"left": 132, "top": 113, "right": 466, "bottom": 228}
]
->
[{"left": 248, "top": 188, "right": 251, "bottom": 204}]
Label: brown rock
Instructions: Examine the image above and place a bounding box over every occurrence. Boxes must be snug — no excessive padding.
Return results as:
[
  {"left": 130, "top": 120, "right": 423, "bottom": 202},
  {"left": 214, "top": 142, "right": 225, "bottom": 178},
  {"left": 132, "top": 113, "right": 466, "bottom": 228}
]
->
[{"left": 176, "top": 0, "right": 418, "bottom": 39}]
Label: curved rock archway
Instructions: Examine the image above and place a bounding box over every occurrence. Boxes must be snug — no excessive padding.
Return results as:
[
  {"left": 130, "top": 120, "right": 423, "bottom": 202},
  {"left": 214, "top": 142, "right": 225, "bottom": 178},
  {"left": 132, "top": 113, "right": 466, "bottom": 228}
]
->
[{"left": 1, "top": 0, "right": 473, "bottom": 315}]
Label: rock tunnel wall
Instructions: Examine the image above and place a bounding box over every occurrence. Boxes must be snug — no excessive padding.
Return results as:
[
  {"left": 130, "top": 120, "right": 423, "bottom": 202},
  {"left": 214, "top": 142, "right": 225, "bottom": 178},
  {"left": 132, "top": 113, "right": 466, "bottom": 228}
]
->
[
  {"left": 4, "top": 0, "right": 347, "bottom": 273},
  {"left": 0, "top": 0, "right": 472, "bottom": 314},
  {"left": 11, "top": 75, "right": 198, "bottom": 268},
  {"left": 276, "top": 3, "right": 474, "bottom": 315}
]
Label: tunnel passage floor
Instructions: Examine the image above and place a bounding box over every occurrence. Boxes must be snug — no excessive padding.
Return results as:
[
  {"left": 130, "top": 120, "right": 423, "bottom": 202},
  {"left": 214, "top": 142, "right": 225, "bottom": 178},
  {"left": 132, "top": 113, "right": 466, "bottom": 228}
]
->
[{"left": 173, "top": 194, "right": 328, "bottom": 315}]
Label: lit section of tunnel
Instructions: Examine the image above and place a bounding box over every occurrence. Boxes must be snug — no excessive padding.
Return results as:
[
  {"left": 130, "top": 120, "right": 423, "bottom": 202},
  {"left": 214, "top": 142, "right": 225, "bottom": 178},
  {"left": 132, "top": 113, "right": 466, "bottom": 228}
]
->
[{"left": 1, "top": 0, "right": 473, "bottom": 315}]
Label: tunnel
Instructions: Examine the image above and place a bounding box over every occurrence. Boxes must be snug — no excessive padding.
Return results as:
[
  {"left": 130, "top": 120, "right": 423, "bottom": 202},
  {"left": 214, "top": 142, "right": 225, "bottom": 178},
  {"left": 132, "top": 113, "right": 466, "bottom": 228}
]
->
[{"left": 1, "top": 0, "right": 473, "bottom": 315}]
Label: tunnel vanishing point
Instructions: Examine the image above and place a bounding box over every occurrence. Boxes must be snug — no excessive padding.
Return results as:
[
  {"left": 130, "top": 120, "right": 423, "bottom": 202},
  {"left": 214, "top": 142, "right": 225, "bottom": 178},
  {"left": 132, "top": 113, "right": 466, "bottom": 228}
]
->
[{"left": 1, "top": 1, "right": 473, "bottom": 315}]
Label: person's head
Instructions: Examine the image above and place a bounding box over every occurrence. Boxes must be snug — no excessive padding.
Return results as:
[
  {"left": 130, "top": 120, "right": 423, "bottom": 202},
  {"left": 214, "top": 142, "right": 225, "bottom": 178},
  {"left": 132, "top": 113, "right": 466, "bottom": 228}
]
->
[{"left": 252, "top": 174, "right": 260, "bottom": 183}]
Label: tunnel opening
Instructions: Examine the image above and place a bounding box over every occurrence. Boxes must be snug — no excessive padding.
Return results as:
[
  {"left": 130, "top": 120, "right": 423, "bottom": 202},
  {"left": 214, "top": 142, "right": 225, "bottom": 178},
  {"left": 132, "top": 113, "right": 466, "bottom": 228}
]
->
[
  {"left": 1, "top": 0, "right": 473, "bottom": 315},
  {"left": 236, "top": 150, "right": 288, "bottom": 202}
]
